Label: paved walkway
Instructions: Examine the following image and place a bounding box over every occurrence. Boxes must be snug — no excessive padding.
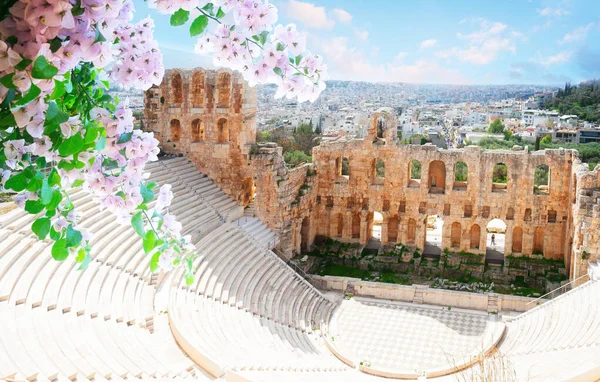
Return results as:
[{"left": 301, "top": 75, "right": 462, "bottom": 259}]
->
[{"left": 329, "top": 298, "right": 501, "bottom": 374}]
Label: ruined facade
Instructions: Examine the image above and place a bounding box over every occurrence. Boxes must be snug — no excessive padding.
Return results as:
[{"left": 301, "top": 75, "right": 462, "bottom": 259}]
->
[{"left": 145, "top": 69, "right": 600, "bottom": 281}]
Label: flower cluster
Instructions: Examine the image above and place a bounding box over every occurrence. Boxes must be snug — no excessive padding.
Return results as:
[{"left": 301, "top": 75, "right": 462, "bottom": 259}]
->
[{"left": 150, "top": 0, "right": 328, "bottom": 103}]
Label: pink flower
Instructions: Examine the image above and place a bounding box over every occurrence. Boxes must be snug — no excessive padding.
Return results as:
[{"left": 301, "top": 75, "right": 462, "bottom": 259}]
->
[{"left": 155, "top": 184, "right": 173, "bottom": 213}]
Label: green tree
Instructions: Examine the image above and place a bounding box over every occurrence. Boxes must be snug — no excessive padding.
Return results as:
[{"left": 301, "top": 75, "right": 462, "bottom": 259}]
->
[
  {"left": 488, "top": 119, "right": 505, "bottom": 134},
  {"left": 541, "top": 135, "right": 552, "bottom": 145},
  {"left": 493, "top": 163, "right": 508, "bottom": 183},
  {"left": 283, "top": 150, "right": 311, "bottom": 167}
]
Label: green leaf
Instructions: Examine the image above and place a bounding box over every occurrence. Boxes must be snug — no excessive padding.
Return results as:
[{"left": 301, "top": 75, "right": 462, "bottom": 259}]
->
[
  {"left": 66, "top": 224, "right": 82, "bottom": 247},
  {"left": 50, "top": 80, "right": 66, "bottom": 100},
  {"left": 46, "top": 190, "right": 62, "bottom": 210},
  {"left": 131, "top": 212, "right": 145, "bottom": 237},
  {"left": 14, "top": 58, "right": 31, "bottom": 71},
  {"left": 201, "top": 3, "right": 214, "bottom": 12},
  {"left": 190, "top": 15, "right": 209, "bottom": 36},
  {"left": 295, "top": 55, "right": 302, "bottom": 66},
  {"left": 185, "top": 273, "right": 195, "bottom": 286},
  {"left": 170, "top": 8, "right": 190, "bottom": 26},
  {"left": 93, "top": 27, "right": 106, "bottom": 44},
  {"left": 216, "top": 7, "right": 225, "bottom": 18},
  {"left": 35, "top": 157, "right": 46, "bottom": 169},
  {"left": 32, "top": 218, "right": 51, "bottom": 240},
  {"left": 14, "top": 84, "right": 41, "bottom": 107},
  {"left": 273, "top": 67, "right": 283, "bottom": 76},
  {"left": 41, "top": 180, "right": 53, "bottom": 204},
  {"left": 276, "top": 42, "right": 285, "bottom": 51},
  {"left": 140, "top": 183, "right": 154, "bottom": 204},
  {"left": 24, "top": 200, "right": 45, "bottom": 214},
  {"left": 0, "top": 73, "right": 16, "bottom": 89},
  {"left": 146, "top": 181, "right": 158, "bottom": 190},
  {"left": 143, "top": 230, "right": 157, "bottom": 254},
  {"left": 77, "top": 250, "right": 91, "bottom": 270},
  {"left": 51, "top": 239, "right": 69, "bottom": 261},
  {"left": 49, "top": 226, "right": 60, "bottom": 241},
  {"left": 95, "top": 135, "right": 106, "bottom": 150},
  {"left": 58, "top": 134, "right": 84, "bottom": 157},
  {"left": 48, "top": 168, "right": 61, "bottom": 186},
  {"left": 44, "top": 101, "right": 69, "bottom": 127},
  {"left": 0, "top": 89, "right": 16, "bottom": 109},
  {"left": 258, "top": 31, "right": 269, "bottom": 45},
  {"left": 31, "top": 56, "right": 58, "bottom": 79},
  {"left": 117, "top": 131, "right": 133, "bottom": 144},
  {"left": 25, "top": 171, "right": 44, "bottom": 192},
  {"left": 5, "top": 172, "right": 28, "bottom": 192},
  {"left": 48, "top": 37, "right": 63, "bottom": 53},
  {"left": 71, "top": 0, "right": 84, "bottom": 16},
  {"left": 150, "top": 251, "right": 161, "bottom": 273},
  {"left": 72, "top": 179, "right": 84, "bottom": 188}
]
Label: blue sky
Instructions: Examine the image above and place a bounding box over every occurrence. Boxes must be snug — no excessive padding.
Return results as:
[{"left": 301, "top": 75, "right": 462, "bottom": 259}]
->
[{"left": 133, "top": 0, "right": 600, "bottom": 85}]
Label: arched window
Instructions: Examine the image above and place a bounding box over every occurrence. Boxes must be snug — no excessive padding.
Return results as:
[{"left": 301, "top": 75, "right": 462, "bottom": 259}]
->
[
  {"left": 376, "top": 118, "right": 385, "bottom": 139},
  {"left": 428, "top": 160, "right": 446, "bottom": 194},
  {"left": 534, "top": 164, "right": 550, "bottom": 195},
  {"left": 352, "top": 213, "right": 360, "bottom": 239},
  {"left": 170, "top": 119, "right": 181, "bottom": 141},
  {"left": 512, "top": 227, "right": 523, "bottom": 253},
  {"left": 533, "top": 227, "right": 544, "bottom": 254},
  {"left": 492, "top": 162, "right": 508, "bottom": 193},
  {"left": 191, "top": 119, "right": 203, "bottom": 142},
  {"left": 506, "top": 207, "right": 515, "bottom": 220},
  {"left": 524, "top": 208, "right": 532, "bottom": 221},
  {"left": 341, "top": 157, "right": 350, "bottom": 177},
  {"left": 336, "top": 213, "right": 344, "bottom": 237},
  {"left": 451, "top": 222, "right": 461, "bottom": 248},
  {"left": 217, "top": 118, "right": 229, "bottom": 143},
  {"left": 408, "top": 159, "right": 421, "bottom": 187},
  {"left": 387, "top": 216, "right": 399, "bottom": 243},
  {"left": 217, "top": 72, "right": 231, "bottom": 107},
  {"left": 407, "top": 218, "right": 416, "bottom": 243},
  {"left": 470, "top": 224, "right": 480, "bottom": 249},
  {"left": 171, "top": 72, "right": 183, "bottom": 104},
  {"left": 191, "top": 71, "right": 205, "bottom": 107},
  {"left": 453, "top": 161, "right": 468, "bottom": 190},
  {"left": 375, "top": 159, "right": 385, "bottom": 180}
]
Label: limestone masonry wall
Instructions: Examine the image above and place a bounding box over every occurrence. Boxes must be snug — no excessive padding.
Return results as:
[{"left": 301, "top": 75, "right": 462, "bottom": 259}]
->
[{"left": 145, "top": 68, "right": 600, "bottom": 281}]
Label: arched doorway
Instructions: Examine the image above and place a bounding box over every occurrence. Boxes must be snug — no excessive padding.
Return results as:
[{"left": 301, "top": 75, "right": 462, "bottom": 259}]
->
[
  {"left": 170, "top": 119, "right": 181, "bottom": 141},
  {"left": 450, "top": 222, "right": 461, "bottom": 248},
  {"left": 300, "top": 217, "right": 310, "bottom": 252},
  {"left": 335, "top": 213, "right": 344, "bottom": 238},
  {"left": 387, "top": 215, "right": 399, "bottom": 243},
  {"left": 407, "top": 218, "right": 417, "bottom": 244},
  {"left": 428, "top": 160, "right": 446, "bottom": 194},
  {"left": 470, "top": 224, "right": 481, "bottom": 250},
  {"left": 424, "top": 214, "right": 443, "bottom": 256},
  {"left": 486, "top": 218, "right": 507, "bottom": 263},
  {"left": 533, "top": 227, "right": 544, "bottom": 254},
  {"left": 512, "top": 226, "right": 523, "bottom": 253},
  {"left": 352, "top": 213, "right": 360, "bottom": 239},
  {"left": 191, "top": 119, "right": 204, "bottom": 142},
  {"left": 217, "top": 118, "right": 229, "bottom": 143},
  {"left": 371, "top": 211, "right": 383, "bottom": 241},
  {"left": 171, "top": 72, "right": 183, "bottom": 104}
]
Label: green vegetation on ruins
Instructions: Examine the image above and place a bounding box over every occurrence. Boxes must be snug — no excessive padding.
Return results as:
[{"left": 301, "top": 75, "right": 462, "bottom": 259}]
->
[{"left": 257, "top": 123, "right": 321, "bottom": 167}]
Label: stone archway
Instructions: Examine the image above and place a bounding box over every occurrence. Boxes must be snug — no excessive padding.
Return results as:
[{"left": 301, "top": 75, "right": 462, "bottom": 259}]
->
[
  {"left": 240, "top": 177, "right": 255, "bottom": 206},
  {"left": 428, "top": 160, "right": 446, "bottom": 194},
  {"left": 451, "top": 222, "right": 461, "bottom": 248},
  {"left": 470, "top": 224, "right": 481, "bottom": 250},
  {"left": 171, "top": 72, "right": 183, "bottom": 104},
  {"left": 486, "top": 218, "right": 507, "bottom": 263},
  {"left": 170, "top": 119, "right": 181, "bottom": 141},
  {"left": 387, "top": 215, "right": 399, "bottom": 243},
  {"left": 217, "top": 118, "right": 229, "bottom": 143},
  {"left": 301, "top": 216, "right": 310, "bottom": 252},
  {"left": 512, "top": 226, "right": 523, "bottom": 253},
  {"left": 191, "top": 119, "right": 204, "bottom": 142}
]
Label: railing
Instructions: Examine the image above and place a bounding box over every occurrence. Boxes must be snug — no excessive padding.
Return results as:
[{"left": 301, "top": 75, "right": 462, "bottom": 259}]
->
[
  {"left": 272, "top": 247, "right": 318, "bottom": 288},
  {"left": 526, "top": 274, "right": 589, "bottom": 306}
]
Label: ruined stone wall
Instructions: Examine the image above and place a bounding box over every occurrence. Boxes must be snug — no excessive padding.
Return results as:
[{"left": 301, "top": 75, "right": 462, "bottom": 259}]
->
[
  {"left": 570, "top": 162, "right": 600, "bottom": 279},
  {"left": 144, "top": 69, "right": 600, "bottom": 279},
  {"left": 144, "top": 69, "right": 256, "bottom": 203},
  {"left": 312, "top": 114, "right": 574, "bottom": 264}
]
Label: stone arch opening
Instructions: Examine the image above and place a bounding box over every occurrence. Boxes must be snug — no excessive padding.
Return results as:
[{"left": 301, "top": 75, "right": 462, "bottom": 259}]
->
[
  {"left": 450, "top": 222, "right": 461, "bottom": 248},
  {"left": 424, "top": 214, "right": 443, "bottom": 256},
  {"left": 240, "top": 177, "right": 255, "bottom": 207},
  {"left": 492, "top": 162, "right": 508, "bottom": 193},
  {"left": 301, "top": 216, "right": 310, "bottom": 252},
  {"left": 387, "top": 215, "right": 399, "bottom": 243},
  {"left": 486, "top": 218, "right": 507, "bottom": 263},
  {"left": 376, "top": 117, "right": 385, "bottom": 139},
  {"left": 470, "top": 224, "right": 481, "bottom": 250},
  {"left": 533, "top": 226, "right": 544, "bottom": 254},
  {"left": 191, "top": 119, "right": 204, "bottom": 142},
  {"left": 371, "top": 211, "right": 383, "bottom": 241},
  {"left": 512, "top": 226, "right": 523, "bottom": 253},
  {"left": 534, "top": 164, "right": 550, "bottom": 195},
  {"left": 408, "top": 159, "right": 421, "bottom": 187},
  {"left": 171, "top": 72, "right": 183, "bottom": 104},
  {"left": 341, "top": 157, "right": 350, "bottom": 178},
  {"left": 170, "top": 119, "right": 181, "bottom": 141},
  {"left": 374, "top": 159, "right": 385, "bottom": 183},
  {"left": 453, "top": 161, "right": 468, "bottom": 191},
  {"left": 191, "top": 71, "right": 205, "bottom": 107},
  {"left": 217, "top": 72, "right": 231, "bottom": 107},
  {"left": 428, "top": 160, "right": 446, "bottom": 194},
  {"left": 217, "top": 118, "right": 229, "bottom": 143},
  {"left": 407, "top": 218, "right": 416, "bottom": 244},
  {"left": 352, "top": 213, "right": 360, "bottom": 239},
  {"left": 335, "top": 213, "right": 344, "bottom": 238}
]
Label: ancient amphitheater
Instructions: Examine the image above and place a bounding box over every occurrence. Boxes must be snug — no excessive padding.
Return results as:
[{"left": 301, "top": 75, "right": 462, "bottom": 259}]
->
[{"left": 1, "top": 69, "right": 600, "bottom": 381}]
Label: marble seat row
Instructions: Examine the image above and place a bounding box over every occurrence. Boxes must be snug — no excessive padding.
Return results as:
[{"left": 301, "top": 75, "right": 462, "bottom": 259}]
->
[
  {"left": 233, "top": 216, "right": 280, "bottom": 249},
  {"left": 500, "top": 280, "right": 600, "bottom": 355}
]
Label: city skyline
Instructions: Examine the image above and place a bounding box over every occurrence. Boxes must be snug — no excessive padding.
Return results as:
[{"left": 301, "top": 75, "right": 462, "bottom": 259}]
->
[{"left": 133, "top": 0, "right": 600, "bottom": 86}]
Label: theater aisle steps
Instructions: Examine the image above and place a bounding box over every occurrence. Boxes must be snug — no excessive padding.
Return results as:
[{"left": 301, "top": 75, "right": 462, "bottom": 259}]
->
[
  {"left": 0, "top": 157, "right": 226, "bottom": 381},
  {"left": 233, "top": 216, "right": 279, "bottom": 250}
]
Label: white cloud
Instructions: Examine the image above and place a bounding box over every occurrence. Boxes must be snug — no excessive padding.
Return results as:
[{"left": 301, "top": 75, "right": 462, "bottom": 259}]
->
[
  {"left": 420, "top": 39, "right": 438, "bottom": 49},
  {"left": 530, "top": 50, "right": 573, "bottom": 66},
  {"left": 320, "top": 37, "right": 469, "bottom": 84},
  {"left": 354, "top": 29, "right": 369, "bottom": 41},
  {"left": 286, "top": 0, "right": 335, "bottom": 29},
  {"left": 332, "top": 8, "right": 352, "bottom": 24},
  {"left": 558, "top": 23, "right": 594, "bottom": 45},
  {"left": 436, "top": 19, "right": 518, "bottom": 65},
  {"left": 537, "top": 7, "right": 570, "bottom": 17}
]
